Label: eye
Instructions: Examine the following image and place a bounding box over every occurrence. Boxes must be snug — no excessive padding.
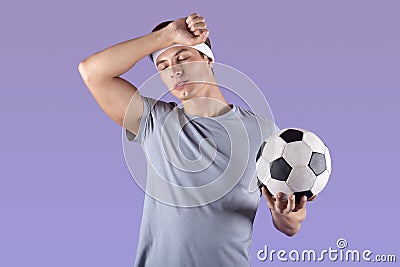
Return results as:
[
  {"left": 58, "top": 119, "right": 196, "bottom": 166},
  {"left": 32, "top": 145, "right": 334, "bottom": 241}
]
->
[
  {"left": 177, "top": 55, "right": 189, "bottom": 61},
  {"left": 158, "top": 64, "right": 168, "bottom": 71}
]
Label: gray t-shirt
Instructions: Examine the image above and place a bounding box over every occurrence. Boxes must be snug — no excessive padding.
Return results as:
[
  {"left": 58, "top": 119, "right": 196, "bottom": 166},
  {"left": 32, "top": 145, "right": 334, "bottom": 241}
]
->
[{"left": 125, "top": 96, "right": 277, "bottom": 266}]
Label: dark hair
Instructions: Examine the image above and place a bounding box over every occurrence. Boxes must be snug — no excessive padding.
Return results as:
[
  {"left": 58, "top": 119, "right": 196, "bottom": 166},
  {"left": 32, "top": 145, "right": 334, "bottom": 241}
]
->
[{"left": 148, "top": 20, "right": 212, "bottom": 62}]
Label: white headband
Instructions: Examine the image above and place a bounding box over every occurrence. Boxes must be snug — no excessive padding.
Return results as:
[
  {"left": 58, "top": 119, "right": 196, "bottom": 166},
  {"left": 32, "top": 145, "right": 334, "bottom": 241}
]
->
[{"left": 151, "top": 43, "right": 215, "bottom": 67}]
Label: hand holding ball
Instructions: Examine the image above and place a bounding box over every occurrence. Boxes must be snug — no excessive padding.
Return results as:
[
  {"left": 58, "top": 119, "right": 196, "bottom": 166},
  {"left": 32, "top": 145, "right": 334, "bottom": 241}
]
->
[{"left": 256, "top": 128, "right": 332, "bottom": 202}]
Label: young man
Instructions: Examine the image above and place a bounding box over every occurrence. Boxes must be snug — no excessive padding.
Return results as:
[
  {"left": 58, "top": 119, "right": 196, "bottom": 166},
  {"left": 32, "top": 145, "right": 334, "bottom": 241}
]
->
[{"left": 78, "top": 13, "right": 315, "bottom": 266}]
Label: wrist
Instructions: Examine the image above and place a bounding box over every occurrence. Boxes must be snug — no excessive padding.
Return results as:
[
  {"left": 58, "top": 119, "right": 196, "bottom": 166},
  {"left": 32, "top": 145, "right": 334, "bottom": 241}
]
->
[
  {"left": 270, "top": 210, "right": 302, "bottom": 236},
  {"left": 271, "top": 208, "right": 305, "bottom": 226},
  {"left": 156, "top": 25, "right": 175, "bottom": 47}
]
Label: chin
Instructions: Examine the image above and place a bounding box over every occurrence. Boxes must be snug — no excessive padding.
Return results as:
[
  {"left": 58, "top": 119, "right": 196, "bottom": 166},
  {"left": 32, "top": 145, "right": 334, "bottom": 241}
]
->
[
  {"left": 173, "top": 86, "right": 197, "bottom": 101},
  {"left": 177, "top": 91, "right": 192, "bottom": 101}
]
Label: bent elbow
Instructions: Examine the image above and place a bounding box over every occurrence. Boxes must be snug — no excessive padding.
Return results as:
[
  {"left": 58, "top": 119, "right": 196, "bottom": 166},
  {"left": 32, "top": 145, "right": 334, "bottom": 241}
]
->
[{"left": 78, "top": 60, "right": 92, "bottom": 82}]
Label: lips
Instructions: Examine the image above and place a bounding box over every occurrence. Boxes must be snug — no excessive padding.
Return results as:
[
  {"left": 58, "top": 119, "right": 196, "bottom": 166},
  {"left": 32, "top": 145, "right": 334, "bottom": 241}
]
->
[{"left": 173, "top": 80, "right": 189, "bottom": 90}]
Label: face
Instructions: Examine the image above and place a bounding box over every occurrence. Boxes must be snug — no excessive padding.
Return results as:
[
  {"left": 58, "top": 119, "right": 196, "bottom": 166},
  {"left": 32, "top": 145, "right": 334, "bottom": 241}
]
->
[{"left": 155, "top": 46, "right": 214, "bottom": 101}]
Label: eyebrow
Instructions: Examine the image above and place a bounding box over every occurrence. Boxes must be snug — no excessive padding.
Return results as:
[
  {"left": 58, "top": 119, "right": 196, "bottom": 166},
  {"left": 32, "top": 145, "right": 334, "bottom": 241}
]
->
[{"left": 156, "top": 48, "right": 189, "bottom": 66}]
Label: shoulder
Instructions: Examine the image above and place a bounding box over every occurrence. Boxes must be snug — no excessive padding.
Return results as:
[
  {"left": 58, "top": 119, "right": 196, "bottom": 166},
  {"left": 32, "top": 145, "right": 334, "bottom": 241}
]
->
[
  {"left": 233, "top": 105, "right": 257, "bottom": 117},
  {"left": 142, "top": 96, "right": 177, "bottom": 118},
  {"left": 234, "top": 105, "right": 279, "bottom": 139},
  {"left": 125, "top": 97, "right": 178, "bottom": 142}
]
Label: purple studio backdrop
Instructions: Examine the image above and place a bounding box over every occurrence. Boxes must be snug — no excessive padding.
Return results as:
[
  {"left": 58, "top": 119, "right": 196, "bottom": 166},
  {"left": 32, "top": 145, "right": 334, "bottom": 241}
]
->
[{"left": 1, "top": 0, "right": 399, "bottom": 266}]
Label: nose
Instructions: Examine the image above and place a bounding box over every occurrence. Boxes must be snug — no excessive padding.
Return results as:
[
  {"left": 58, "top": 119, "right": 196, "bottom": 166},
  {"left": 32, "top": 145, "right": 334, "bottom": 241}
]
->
[{"left": 170, "top": 64, "right": 183, "bottom": 78}]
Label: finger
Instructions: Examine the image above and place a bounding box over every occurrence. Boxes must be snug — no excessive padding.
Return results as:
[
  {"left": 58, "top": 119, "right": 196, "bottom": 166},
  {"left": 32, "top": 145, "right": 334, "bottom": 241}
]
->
[
  {"left": 186, "top": 13, "right": 199, "bottom": 24},
  {"left": 294, "top": 196, "right": 307, "bottom": 212},
  {"left": 262, "top": 187, "right": 274, "bottom": 204},
  {"left": 283, "top": 194, "right": 295, "bottom": 214},
  {"left": 192, "top": 29, "right": 204, "bottom": 37},
  {"left": 192, "top": 28, "right": 209, "bottom": 37},
  {"left": 262, "top": 186, "right": 275, "bottom": 198},
  {"left": 262, "top": 187, "right": 276, "bottom": 210},
  {"left": 187, "top": 16, "right": 205, "bottom": 28},
  {"left": 308, "top": 194, "right": 318, "bottom": 201},
  {"left": 275, "top": 192, "right": 285, "bottom": 213},
  {"left": 189, "top": 22, "right": 207, "bottom": 33},
  {"left": 188, "top": 30, "right": 209, "bottom": 45}
]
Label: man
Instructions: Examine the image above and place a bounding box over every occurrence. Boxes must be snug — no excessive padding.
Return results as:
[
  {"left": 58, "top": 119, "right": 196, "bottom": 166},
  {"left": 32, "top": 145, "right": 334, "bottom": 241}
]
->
[{"left": 78, "top": 13, "right": 315, "bottom": 266}]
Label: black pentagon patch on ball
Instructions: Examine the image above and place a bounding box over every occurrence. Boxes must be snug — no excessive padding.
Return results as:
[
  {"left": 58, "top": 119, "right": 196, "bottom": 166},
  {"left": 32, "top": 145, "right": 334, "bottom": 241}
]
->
[
  {"left": 294, "top": 190, "right": 314, "bottom": 202},
  {"left": 280, "top": 129, "right": 304, "bottom": 143},
  {"left": 309, "top": 152, "right": 326, "bottom": 176},
  {"left": 270, "top": 157, "right": 292, "bottom": 181},
  {"left": 256, "top": 141, "right": 267, "bottom": 162}
]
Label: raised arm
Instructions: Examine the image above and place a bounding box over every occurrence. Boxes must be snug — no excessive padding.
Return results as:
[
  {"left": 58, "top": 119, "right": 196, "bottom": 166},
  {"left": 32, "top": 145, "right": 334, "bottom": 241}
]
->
[
  {"left": 78, "top": 13, "right": 210, "bottom": 135},
  {"left": 77, "top": 26, "right": 174, "bottom": 135}
]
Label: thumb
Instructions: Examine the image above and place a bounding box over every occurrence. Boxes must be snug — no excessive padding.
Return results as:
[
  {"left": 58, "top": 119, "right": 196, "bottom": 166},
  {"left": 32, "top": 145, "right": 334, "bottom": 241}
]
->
[
  {"left": 199, "top": 30, "right": 209, "bottom": 42},
  {"left": 188, "top": 30, "right": 209, "bottom": 45}
]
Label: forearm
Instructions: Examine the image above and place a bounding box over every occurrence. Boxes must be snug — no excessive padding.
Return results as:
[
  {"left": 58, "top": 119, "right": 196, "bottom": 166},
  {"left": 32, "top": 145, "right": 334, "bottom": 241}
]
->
[
  {"left": 80, "top": 27, "right": 174, "bottom": 78},
  {"left": 270, "top": 208, "right": 306, "bottom": 236}
]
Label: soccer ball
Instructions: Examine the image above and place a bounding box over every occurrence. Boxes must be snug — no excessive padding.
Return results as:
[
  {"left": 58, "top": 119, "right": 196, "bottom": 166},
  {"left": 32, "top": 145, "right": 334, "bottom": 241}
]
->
[{"left": 256, "top": 128, "right": 332, "bottom": 201}]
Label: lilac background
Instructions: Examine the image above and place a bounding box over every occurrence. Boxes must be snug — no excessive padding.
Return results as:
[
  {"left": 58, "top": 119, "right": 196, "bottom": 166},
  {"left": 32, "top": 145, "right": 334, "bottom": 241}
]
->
[{"left": 1, "top": 0, "right": 399, "bottom": 266}]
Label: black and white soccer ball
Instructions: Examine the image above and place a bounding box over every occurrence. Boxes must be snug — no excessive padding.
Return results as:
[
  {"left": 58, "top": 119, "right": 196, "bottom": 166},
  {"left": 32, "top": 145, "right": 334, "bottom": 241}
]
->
[{"left": 256, "top": 128, "right": 332, "bottom": 201}]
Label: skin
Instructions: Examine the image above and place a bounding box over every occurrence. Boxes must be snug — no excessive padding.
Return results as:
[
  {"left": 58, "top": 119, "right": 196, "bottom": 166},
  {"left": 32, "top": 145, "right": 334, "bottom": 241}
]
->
[
  {"left": 262, "top": 188, "right": 317, "bottom": 236},
  {"left": 156, "top": 47, "right": 231, "bottom": 117},
  {"left": 78, "top": 12, "right": 316, "bottom": 237}
]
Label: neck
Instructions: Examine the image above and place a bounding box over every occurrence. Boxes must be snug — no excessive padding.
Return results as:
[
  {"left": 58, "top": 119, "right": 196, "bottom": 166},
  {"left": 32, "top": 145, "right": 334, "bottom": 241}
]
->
[{"left": 181, "top": 84, "right": 231, "bottom": 117}]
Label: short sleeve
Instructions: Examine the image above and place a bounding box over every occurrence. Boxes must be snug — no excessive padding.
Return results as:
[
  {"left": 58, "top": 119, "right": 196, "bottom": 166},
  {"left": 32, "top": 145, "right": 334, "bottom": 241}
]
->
[
  {"left": 255, "top": 114, "right": 280, "bottom": 141},
  {"left": 125, "top": 96, "right": 153, "bottom": 144},
  {"left": 125, "top": 97, "right": 176, "bottom": 144}
]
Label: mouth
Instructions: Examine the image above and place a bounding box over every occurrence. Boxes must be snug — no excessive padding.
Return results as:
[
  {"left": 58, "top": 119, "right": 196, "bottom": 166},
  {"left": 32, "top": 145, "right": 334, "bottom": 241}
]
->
[{"left": 173, "top": 80, "right": 189, "bottom": 90}]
